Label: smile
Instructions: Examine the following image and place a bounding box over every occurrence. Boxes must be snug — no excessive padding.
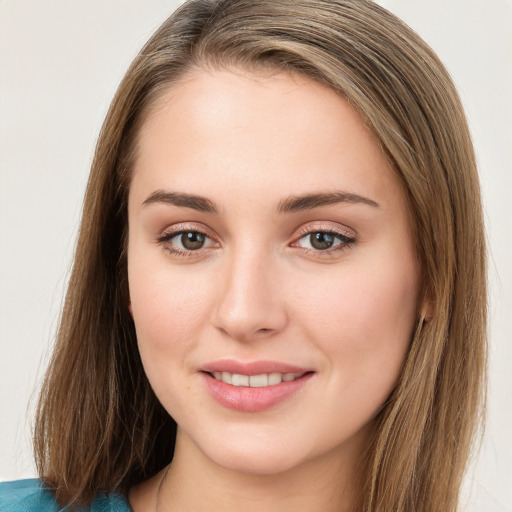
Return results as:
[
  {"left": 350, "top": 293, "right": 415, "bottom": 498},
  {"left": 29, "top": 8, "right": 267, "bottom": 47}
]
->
[
  {"left": 210, "top": 371, "right": 306, "bottom": 387},
  {"left": 201, "top": 364, "right": 314, "bottom": 412}
]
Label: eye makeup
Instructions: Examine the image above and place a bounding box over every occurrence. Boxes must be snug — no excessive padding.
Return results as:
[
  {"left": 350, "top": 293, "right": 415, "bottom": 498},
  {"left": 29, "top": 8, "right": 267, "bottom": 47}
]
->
[
  {"left": 156, "top": 222, "right": 219, "bottom": 257},
  {"left": 155, "top": 220, "right": 357, "bottom": 260},
  {"left": 291, "top": 221, "right": 357, "bottom": 258}
]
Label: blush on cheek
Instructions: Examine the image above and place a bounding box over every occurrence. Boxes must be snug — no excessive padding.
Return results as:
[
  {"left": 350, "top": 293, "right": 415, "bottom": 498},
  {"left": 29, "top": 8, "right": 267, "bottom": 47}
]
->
[{"left": 295, "top": 258, "right": 418, "bottom": 397}]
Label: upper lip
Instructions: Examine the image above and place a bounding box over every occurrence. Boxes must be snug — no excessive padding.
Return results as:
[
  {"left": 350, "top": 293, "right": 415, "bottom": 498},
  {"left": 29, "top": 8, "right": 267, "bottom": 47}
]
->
[{"left": 201, "top": 359, "right": 312, "bottom": 376}]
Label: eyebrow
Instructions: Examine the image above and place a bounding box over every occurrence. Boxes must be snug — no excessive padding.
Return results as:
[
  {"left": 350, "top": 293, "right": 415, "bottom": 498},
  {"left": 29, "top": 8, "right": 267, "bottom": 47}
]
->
[
  {"left": 141, "top": 189, "right": 379, "bottom": 214},
  {"left": 277, "top": 191, "right": 379, "bottom": 212},
  {"left": 142, "top": 190, "right": 219, "bottom": 213}
]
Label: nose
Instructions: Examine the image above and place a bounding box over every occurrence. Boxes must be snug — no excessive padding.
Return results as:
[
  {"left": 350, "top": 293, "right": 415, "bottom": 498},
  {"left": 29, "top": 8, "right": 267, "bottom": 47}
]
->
[{"left": 212, "top": 246, "right": 288, "bottom": 342}]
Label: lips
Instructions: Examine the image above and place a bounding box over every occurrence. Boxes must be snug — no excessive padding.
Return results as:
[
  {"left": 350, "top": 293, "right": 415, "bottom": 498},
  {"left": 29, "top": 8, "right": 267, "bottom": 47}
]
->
[
  {"left": 200, "top": 359, "right": 314, "bottom": 412},
  {"left": 202, "top": 359, "right": 309, "bottom": 375}
]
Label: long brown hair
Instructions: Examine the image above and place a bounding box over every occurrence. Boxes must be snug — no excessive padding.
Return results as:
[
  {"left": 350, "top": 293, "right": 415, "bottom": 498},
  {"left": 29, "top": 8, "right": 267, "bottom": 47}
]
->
[{"left": 34, "top": 1, "right": 487, "bottom": 510}]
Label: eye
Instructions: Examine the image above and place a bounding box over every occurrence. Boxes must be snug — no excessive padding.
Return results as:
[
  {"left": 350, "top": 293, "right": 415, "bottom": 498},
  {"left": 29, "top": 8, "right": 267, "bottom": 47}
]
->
[
  {"left": 175, "top": 231, "right": 207, "bottom": 250},
  {"left": 157, "top": 228, "right": 218, "bottom": 256},
  {"left": 294, "top": 229, "right": 356, "bottom": 254},
  {"left": 304, "top": 232, "right": 338, "bottom": 250}
]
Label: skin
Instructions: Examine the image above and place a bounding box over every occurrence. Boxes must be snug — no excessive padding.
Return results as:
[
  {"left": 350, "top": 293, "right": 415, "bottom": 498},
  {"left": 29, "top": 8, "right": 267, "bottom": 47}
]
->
[{"left": 127, "top": 67, "right": 421, "bottom": 512}]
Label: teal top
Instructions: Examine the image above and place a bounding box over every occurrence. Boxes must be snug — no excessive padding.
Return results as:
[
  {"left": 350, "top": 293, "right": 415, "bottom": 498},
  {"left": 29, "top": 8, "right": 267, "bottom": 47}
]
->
[{"left": 0, "top": 479, "right": 132, "bottom": 511}]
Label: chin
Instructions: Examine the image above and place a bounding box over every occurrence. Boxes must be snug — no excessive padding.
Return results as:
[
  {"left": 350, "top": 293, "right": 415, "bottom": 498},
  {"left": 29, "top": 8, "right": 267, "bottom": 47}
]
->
[
  {"left": 187, "top": 424, "right": 311, "bottom": 476},
  {"left": 207, "top": 443, "right": 305, "bottom": 476}
]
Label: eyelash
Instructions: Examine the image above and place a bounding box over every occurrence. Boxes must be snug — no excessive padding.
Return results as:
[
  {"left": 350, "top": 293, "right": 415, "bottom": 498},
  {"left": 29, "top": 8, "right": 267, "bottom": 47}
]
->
[
  {"left": 156, "top": 225, "right": 218, "bottom": 257},
  {"left": 156, "top": 224, "right": 357, "bottom": 258},
  {"left": 293, "top": 226, "right": 356, "bottom": 256}
]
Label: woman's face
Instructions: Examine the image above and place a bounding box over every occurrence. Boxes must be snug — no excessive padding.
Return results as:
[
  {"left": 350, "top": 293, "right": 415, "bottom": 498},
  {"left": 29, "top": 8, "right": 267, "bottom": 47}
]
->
[{"left": 127, "top": 68, "right": 421, "bottom": 475}]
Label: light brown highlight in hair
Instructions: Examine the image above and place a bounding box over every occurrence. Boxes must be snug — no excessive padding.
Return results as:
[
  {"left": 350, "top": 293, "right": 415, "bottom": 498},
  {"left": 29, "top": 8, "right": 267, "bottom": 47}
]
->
[{"left": 34, "top": 1, "right": 487, "bottom": 510}]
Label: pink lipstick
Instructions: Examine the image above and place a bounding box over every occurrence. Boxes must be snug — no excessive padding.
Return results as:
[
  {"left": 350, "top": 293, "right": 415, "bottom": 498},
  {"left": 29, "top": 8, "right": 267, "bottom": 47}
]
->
[{"left": 200, "top": 359, "right": 314, "bottom": 412}]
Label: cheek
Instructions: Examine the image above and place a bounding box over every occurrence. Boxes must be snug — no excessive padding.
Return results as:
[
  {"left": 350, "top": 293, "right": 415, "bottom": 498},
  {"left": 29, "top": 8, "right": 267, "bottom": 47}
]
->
[
  {"left": 127, "top": 262, "right": 217, "bottom": 416},
  {"left": 127, "top": 255, "right": 213, "bottom": 371},
  {"left": 293, "top": 251, "right": 419, "bottom": 387}
]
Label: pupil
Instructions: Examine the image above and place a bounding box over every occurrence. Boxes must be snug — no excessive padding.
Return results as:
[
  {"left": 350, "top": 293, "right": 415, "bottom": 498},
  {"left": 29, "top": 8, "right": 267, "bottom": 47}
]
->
[
  {"left": 181, "top": 232, "right": 205, "bottom": 250},
  {"left": 310, "top": 232, "right": 334, "bottom": 250}
]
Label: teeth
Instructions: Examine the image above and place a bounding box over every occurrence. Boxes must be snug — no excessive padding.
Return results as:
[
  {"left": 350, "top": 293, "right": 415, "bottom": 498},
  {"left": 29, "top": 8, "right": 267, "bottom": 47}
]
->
[
  {"left": 268, "top": 373, "right": 282, "bottom": 385},
  {"left": 231, "top": 373, "right": 249, "bottom": 386},
  {"left": 212, "top": 371, "right": 304, "bottom": 387},
  {"left": 249, "top": 374, "right": 268, "bottom": 387}
]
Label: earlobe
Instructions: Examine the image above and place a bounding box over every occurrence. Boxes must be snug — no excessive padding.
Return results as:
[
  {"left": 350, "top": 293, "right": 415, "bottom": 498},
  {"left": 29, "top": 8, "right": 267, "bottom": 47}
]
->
[{"left": 419, "top": 297, "right": 434, "bottom": 322}]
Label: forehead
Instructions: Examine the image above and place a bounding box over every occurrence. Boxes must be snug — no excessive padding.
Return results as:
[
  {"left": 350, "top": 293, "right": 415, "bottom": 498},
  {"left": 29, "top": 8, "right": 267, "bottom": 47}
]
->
[{"left": 130, "top": 67, "right": 404, "bottom": 213}]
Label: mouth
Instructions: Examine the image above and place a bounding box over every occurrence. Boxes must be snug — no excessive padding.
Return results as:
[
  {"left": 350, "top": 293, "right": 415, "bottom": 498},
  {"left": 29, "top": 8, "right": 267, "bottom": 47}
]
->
[
  {"left": 200, "top": 361, "right": 315, "bottom": 412},
  {"left": 206, "top": 370, "right": 309, "bottom": 387}
]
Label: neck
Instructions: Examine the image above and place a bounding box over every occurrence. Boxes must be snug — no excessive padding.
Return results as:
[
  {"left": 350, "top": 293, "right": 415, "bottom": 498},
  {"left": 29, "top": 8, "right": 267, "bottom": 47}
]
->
[{"left": 151, "top": 427, "right": 370, "bottom": 512}]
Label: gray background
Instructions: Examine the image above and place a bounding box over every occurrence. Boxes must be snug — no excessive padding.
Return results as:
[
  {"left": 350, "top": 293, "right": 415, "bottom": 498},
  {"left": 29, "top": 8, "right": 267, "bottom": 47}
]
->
[{"left": 1, "top": 1, "right": 511, "bottom": 510}]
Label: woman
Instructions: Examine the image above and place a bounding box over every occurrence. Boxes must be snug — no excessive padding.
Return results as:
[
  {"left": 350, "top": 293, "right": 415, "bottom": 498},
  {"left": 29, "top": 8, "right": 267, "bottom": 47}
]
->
[{"left": 0, "top": 0, "right": 487, "bottom": 511}]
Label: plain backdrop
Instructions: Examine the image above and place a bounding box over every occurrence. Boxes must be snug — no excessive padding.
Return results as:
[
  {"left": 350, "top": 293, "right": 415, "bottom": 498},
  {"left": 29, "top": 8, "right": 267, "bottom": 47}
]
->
[{"left": 0, "top": 1, "right": 511, "bottom": 510}]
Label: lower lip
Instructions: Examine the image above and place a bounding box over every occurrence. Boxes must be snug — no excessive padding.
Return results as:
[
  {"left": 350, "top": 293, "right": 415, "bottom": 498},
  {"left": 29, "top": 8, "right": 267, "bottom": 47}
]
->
[{"left": 201, "top": 372, "right": 313, "bottom": 412}]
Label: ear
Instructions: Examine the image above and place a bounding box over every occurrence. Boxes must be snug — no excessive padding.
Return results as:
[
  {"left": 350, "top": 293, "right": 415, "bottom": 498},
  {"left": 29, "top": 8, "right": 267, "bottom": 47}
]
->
[{"left": 419, "top": 295, "right": 434, "bottom": 322}]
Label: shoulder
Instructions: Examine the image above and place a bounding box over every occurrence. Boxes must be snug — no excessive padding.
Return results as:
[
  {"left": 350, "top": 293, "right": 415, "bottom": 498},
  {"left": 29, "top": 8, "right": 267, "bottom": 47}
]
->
[
  {"left": 0, "top": 479, "right": 59, "bottom": 511},
  {"left": 0, "top": 479, "right": 132, "bottom": 511}
]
